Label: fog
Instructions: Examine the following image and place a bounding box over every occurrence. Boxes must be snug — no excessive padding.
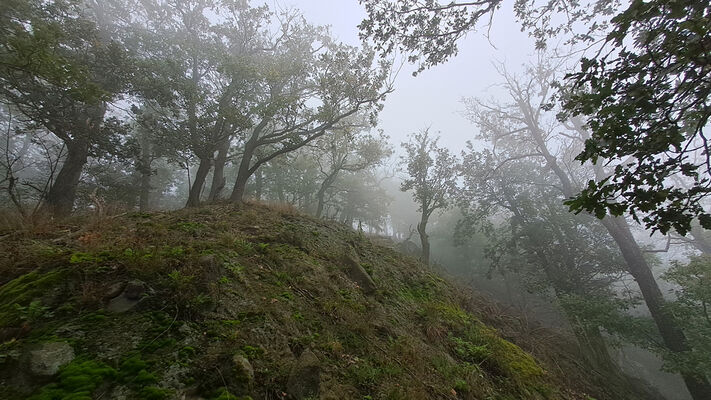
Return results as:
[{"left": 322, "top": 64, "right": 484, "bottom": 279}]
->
[{"left": 1, "top": 1, "right": 710, "bottom": 399}]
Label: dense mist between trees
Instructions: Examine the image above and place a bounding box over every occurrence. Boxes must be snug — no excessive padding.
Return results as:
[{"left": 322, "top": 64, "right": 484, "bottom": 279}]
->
[{"left": 2, "top": 1, "right": 710, "bottom": 399}]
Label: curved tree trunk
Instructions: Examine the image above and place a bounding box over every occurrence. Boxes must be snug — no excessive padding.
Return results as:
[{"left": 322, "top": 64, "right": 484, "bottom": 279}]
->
[
  {"left": 44, "top": 139, "right": 89, "bottom": 217},
  {"left": 229, "top": 139, "right": 257, "bottom": 203},
  {"left": 43, "top": 103, "right": 106, "bottom": 218},
  {"left": 315, "top": 171, "right": 339, "bottom": 218},
  {"left": 185, "top": 157, "right": 212, "bottom": 208},
  {"left": 208, "top": 139, "right": 230, "bottom": 202}
]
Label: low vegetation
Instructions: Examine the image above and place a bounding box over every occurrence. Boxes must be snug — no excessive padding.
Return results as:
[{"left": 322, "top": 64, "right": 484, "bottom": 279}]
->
[{"left": 0, "top": 204, "right": 659, "bottom": 399}]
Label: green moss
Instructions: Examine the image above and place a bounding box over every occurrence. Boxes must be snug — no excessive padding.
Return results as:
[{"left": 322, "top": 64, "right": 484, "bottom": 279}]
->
[
  {"left": 450, "top": 336, "right": 491, "bottom": 363},
  {"left": 118, "top": 355, "right": 150, "bottom": 380},
  {"left": 0, "top": 269, "right": 67, "bottom": 327},
  {"left": 241, "top": 345, "right": 265, "bottom": 360},
  {"left": 347, "top": 358, "right": 403, "bottom": 389},
  {"left": 135, "top": 369, "right": 159, "bottom": 385},
  {"left": 29, "top": 359, "right": 116, "bottom": 400},
  {"left": 210, "top": 388, "right": 253, "bottom": 400},
  {"left": 434, "top": 302, "right": 474, "bottom": 326},
  {"left": 477, "top": 327, "right": 544, "bottom": 382}
]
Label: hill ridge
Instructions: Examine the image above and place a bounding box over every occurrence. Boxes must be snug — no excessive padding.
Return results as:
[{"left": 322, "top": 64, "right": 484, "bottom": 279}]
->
[{"left": 0, "top": 203, "right": 660, "bottom": 400}]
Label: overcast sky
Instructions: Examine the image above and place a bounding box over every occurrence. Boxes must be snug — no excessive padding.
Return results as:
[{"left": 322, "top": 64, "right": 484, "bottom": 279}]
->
[{"left": 279, "top": 0, "right": 538, "bottom": 152}]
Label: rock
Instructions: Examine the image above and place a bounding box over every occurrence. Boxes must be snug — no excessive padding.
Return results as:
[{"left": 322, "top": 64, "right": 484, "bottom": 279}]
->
[
  {"left": 286, "top": 349, "right": 321, "bottom": 399},
  {"left": 0, "top": 325, "right": 31, "bottom": 342},
  {"left": 123, "top": 280, "right": 146, "bottom": 300},
  {"left": 27, "top": 342, "right": 74, "bottom": 376},
  {"left": 107, "top": 280, "right": 146, "bottom": 313},
  {"left": 319, "top": 378, "right": 359, "bottom": 400},
  {"left": 341, "top": 253, "right": 376, "bottom": 295},
  {"left": 398, "top": 240, "right": 420, "bottom": 257},
  {"left": 198, "top": 255, "right": 221, "bottom": 283},
  {"left": 198, "top": 254, "right": 216, "bottom": 267},
  {"left": 232, "top": 354, "right": 254, "bottom": 388},
  {"left": 104, "top": 282, "right": 127, "bottom": 300}
]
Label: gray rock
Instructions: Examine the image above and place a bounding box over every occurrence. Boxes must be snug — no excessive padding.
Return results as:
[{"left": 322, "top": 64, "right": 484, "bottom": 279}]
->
[
  {"left": 27, "top": 342, "right": 74, "bottom": 376},
  {"left": 341, "top": 253, "right": 376, "bottom": 295},
  {"left": 107, "top": 280, "right": 147, "bottom": 312},
  {"left": 286, "top": 349, "right": 321, "bottom": 399},
  {"left": 123, "top": 280, "right": 146, "bottom": 300},
  {"left": 107, "top": 295, "right": 139, "bottom": 313},
  {"left": 104, "top": 282, "right": 127, "bottom": 300},
  {"left": 398, "top": 240, "right": 420, "bottom": 257},
  {"left": 198, "top": 254, "right": 216, "bottom": 267},
  {"left": 232, "top": 354, "right": 254, "bottom": 388}
]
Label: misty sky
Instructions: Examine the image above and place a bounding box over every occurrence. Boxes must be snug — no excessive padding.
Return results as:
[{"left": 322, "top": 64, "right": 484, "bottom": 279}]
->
[{"left": 280, "top": 0, "right": 538, "bottom": 152}]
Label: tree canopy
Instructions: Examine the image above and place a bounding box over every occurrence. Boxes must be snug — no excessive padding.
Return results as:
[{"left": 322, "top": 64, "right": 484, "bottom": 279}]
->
[{"left": 359, "top": 0, "right": 711, "bottom": 235}]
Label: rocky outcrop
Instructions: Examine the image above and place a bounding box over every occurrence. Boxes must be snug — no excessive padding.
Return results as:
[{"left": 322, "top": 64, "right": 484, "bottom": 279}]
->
[
  {"left": 107, "top": 280, "right": 147, "bottom": 313},
  {"left": 26, "top": 341, "right": 75, "bottom": 376},
  {"left": 341, "top": 252, "right": 376, "bottom": 295},
  {"left": 286, "top": 349, "right": 321, "bottom": 399}
]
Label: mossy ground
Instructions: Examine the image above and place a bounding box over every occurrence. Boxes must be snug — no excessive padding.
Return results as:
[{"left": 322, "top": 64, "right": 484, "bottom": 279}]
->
[{"left": 0, "top": 203, "right": 647, "bottom": 399}]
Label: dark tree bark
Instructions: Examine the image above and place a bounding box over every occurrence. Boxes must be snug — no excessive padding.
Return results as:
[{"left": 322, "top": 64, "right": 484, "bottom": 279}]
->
[
  {"left": 137, "top": 135, "right": 153, "bottom": 212},
  {"left": 229, "top": 134, "right": 260, "bottom": 203},
  {"left": 44, "top": 139, "right": 89, "bottom": 217},
  {"left": 185, "top": 157, "right": 212, "bottom": 208},
  {"left": 417, "top": 213, "right": 430, "bottom": 267},
  {"left": 43, "top": 103, "right": 106, "bottom": 217},
  {"left": 315, "top": 171, "right": 339, "bottom": 218},
  {"left": 208, "top": 136, "right": 231, "bottom": 202}
]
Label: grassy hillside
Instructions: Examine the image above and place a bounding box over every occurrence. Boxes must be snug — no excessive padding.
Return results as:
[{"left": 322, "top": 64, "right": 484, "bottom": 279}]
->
[{"left": 0, "top": 203, "right": 656, "bottom": 400}]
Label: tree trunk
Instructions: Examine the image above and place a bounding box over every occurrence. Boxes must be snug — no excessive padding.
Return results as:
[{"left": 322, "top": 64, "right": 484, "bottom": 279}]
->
[
  {"left": 209, "top": 138, "right": 230, "bottom": 202},
  {"left": 139, "top": 168, "right": 151, "bottom": 212},
  {"left": 185, "top": 157, "right": 212, "bottom": 208},
  {"left": 417, "top": 213, "right": 430, "bottom": 267},
  {"left": 601, "top": 216, "right": 711, "bottom": 399},
  {"left": 536, "top": 125, "right": 711, "bottom": 398},
  {"left": 315, "top": 188, "right": 326, "bottom": 218},
  {"left": 138, "top": 135, "right": 152, "bottom": 212},
  {"left": 570, "top": 318, "right": 616, "bottom": 372},
  {"left": 316, "top": 175, "right": 336, "bottom": 218},
  {"left": 229, "top": 140, "right": 256, "bottom": 203},
  {"left": 254, "top": 169, "right": 263, "bottom": 201},
  {"left": 689, "top": 225, "right": 711, "bottom": 254},
  {"left": 44, "top": 139, "right": 89, "bottom": 217}
]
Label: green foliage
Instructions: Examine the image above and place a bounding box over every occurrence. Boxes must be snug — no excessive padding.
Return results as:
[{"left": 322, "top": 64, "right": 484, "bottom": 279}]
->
[
  {"left": 359, "top": 0, "right": 499, "bottom": 74},
  {"left": 450, "top": 336, "right": 491, "bottom": 363},
  {"left": 560, "top": 0, "right": 711, "bottom": 234},
  {"left": 29, "top": 359, "right": 116, "bottom": 400},
  {"left": 14, "top": 300, "right": 53, "bottom": 323},
  {"left": 241, "top": 345, "right": 265, "bottom": 360},
  {"left": 175, "top": 222, "right": 207, "bottom": 234},
  {"left": 0, "top": 269, "right": 66, "bottom": 327},
  {"left": 210, "top": 388, "right": 252, "bottom": 400},
  {"left": 662, "top": 256, "right": 711, "bottom": 375},
  {"left": 347, "top": 358, "right": 402, "bottom": 389}
]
